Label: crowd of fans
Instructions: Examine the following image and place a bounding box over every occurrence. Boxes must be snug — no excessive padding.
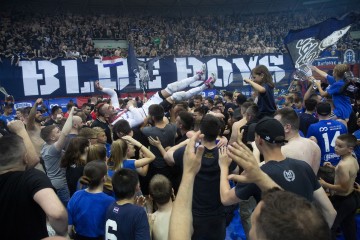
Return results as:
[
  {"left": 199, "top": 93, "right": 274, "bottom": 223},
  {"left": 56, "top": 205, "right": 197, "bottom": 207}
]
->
[
  {"left": 0, "top": 8, "right": 359, "bottom": 65},
  {"left": 1, "top": 62, "right": 360, "bottom": 239}
]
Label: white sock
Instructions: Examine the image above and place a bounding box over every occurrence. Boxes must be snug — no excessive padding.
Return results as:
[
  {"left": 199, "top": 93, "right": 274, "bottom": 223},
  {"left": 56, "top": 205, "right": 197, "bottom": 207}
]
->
[
  {"left": 170, "top": 84, "right": 207, "bottom": 101},
  {"left": 165, "top": 76, "right": 197, "bottom": 95}
]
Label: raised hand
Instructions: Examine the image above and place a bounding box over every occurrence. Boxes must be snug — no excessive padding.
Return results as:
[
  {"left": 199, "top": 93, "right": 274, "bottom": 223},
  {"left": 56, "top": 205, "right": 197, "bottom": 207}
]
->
[
  {"left": 183, "top": 131, "right": 205, "bottom": 176},
  {"left": 148, "top": 136, "right": 161, "bottom": 147},
  {"left": 94, "top": 80, "right": 103, "bottom": 91},
  {"left": 7, "top": 120, "right": 26, "bottom": 133},
  {"left": 218, "top": 146, "right": 232, "bottom": 168}
]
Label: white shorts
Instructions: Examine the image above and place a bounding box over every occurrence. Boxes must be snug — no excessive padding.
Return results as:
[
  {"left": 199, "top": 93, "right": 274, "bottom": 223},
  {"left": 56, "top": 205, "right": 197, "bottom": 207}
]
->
[{"left": 139, "top": 92, "right": 164, "bottom": 118}]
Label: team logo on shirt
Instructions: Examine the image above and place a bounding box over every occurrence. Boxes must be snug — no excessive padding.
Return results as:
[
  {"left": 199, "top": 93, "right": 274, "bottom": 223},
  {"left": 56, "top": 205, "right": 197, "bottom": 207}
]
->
[
  {"left": 283, "top": 170, "right": 296, "bottom": 182},
  {"left": 113, "top": 207, "right": 119, "bottom": 213},
  {"left": 319, "top": 127, "right": 328, "bottom": 132}
]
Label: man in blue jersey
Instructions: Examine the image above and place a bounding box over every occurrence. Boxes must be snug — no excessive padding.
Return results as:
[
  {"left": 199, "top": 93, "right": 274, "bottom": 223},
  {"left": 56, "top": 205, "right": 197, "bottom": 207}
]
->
[
  {"left": 105, "top": 169, "right": 150, "bottom": 240},
  {"left": 306, "top": 102, "right": 347, "bottom": 167},
  {"left": 312, "top": 65, "right": 352, "bottom": 122}
]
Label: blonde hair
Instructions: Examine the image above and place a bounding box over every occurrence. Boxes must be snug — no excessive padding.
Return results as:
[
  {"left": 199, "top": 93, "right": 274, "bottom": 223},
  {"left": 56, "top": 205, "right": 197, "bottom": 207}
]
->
[
  {"left": 108, "top": 139, "right": 128, "bottom": 170},
  {"left": 333, "top": 64, "right": 349, "bottom": 79},
  {"left": 92, "top": 127, "right": 105, "bottom": 137},
  {"left": 87, "top": 144, "right": 107, "bottom": 162}
]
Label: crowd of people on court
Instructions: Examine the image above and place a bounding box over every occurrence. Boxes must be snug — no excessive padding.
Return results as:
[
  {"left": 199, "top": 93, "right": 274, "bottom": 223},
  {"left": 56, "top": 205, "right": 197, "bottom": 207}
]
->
[
  {"left": 1, "top": 61, "right": 360, "bottom": 240},
  {"left": 0, "top": 8, "right": 359, "bottom": 65}
]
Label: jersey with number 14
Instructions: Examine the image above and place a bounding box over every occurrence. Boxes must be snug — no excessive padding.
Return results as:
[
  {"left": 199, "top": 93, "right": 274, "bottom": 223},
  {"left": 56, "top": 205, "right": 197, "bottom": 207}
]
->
[{"left": 306, "top": 119, "right": 347, "bottom": 166}]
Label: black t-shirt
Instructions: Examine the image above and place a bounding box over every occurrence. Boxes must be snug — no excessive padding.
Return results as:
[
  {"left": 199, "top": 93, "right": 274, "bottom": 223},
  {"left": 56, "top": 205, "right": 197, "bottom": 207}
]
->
[
  {"left": 235, "top": 158, "right": 321, "bottom": 202},
  {"left": 173, "top": 145, "right": 237, "bottom": 218},
  {"left": 66, "top": 165, "right": 84, "bottom": 197},
  {"left": 0, "top": 168, "right": 54, "bottom": 240},
  {"left": 91, "top": 119, "right": 112, "bottom": 144},
  {"left": 299, "top": 113, "right": 319, "bottom": 136}
]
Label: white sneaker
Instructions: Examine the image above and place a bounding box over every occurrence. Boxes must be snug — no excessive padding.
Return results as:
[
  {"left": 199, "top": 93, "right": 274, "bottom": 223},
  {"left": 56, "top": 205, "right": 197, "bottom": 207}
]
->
[
  {"left": 204, "top": 73, "right": 216, "bottom": 88},
  {"left": 195, "top": 63, "right": 206, "bottom": 80}
]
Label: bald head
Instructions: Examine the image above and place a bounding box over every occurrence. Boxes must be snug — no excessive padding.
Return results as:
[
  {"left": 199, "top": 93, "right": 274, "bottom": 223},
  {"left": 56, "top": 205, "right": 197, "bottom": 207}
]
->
[{"left": 72, "top": 116, "right": 83, "bottom": 131}]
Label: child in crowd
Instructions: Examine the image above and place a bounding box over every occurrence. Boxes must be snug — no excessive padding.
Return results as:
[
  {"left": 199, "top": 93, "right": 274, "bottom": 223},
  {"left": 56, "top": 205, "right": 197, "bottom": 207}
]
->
[
  {"left": 67, "top": 160, "right": 114, "bottom": 240},
  {"left": 92, "top": 127, "right": 111, "bottom": 157},
  {"left": 107, "top": 136, "right": 155, "bottom": 177},
  {"left": 244, "top": 65, "right": 276, "bottom": 119},
  {"left": 148, "top": 174, "right": 174, "bottom": 240},
  {"left": 312, "top": 64, "right": 352, "bottom": 122},
  {"left": 319, "top": 134, "right": 359, "bottom": 240},
  {"left": 105, "top": 168, "right": 150, "bottom": 240}
]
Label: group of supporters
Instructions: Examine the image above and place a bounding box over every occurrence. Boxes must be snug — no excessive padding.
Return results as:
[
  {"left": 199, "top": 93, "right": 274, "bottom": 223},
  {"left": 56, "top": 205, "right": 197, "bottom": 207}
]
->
[
  {"left": 1, "top": 62, "right": 360, "bottom": 240},
  {"left": 1, "top": 8, "right": 359, "bottom": 65}
]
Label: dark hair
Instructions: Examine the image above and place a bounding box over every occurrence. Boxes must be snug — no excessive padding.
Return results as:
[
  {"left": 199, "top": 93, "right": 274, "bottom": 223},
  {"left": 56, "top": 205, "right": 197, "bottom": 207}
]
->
[
  {"left": 256, "top": 189, "right": 330, "bottom": 240},
  {"left": 236, "top": 94, "right": 247, "bottom": 105},
  {"left": 0, "top": 134, "right": 26, "bottom": 169},
  {"left": 194, "top": 107, "right": 205, "bottom": 115},
  {"left": 224, "top": 91, "right": 233, "bottom": 99},
  {"left": 149, "top": 174, "right": 172, "bottom": 205},
  {"left": 205, "top": 98, "right": 214, "bottom": 105},
  {"left": 112, "top": 168, "right": 139, "bottom": 200},
  {"left": 149, "top": 104, "right": 164, "bottom": 122},
  {"left": 337, "top": 134, "right": 357, "bottom": 148},
  {"left": 293, "top": 97, "right": 303, "bottom": 104},
  {"left": 79, "top": 127, "right": 96, "bottom": 139},
  {"left": 215, "top": 101, "right": 224, "bottom": 106},
  {"left": 40, "top": 125, "right": 57, "bottom": 143},
  {"left": 252, "top": 65, "right": 274, "bottom": 88},
  {"left": 200, "top": 114, "right": 221, "bottom": 142},
  {"left": 66, "top": 102, "right": 74, "bottom": 111},
  {"left": 80, "top": 160, "right": 107, "bottom": 189},
  {"left": 245, "top": 104, "right": 259, "bottom": 118},
  {"left": 113, "top": 119, "right": 132, "bottom": 140},
  {"left": 51, "top": 105, "right": 61, "bottom": 115},
  {"left": 60, "top": 137, "right": 89, "bottom": 168},
  {"left": 178, "top": 111, "right": 194, "bottom": 131},
  {"left": 81, "top": 103, "right": 91, "bottom": 109},
  {"left": 275, "top": 107, "right": 300, "bottom": 131},
  {"left": 304, "top": 99, "right": 318, "bottom": 111},
  {"left": 194, "top": 95, "right": 203, "bottom": 101}
]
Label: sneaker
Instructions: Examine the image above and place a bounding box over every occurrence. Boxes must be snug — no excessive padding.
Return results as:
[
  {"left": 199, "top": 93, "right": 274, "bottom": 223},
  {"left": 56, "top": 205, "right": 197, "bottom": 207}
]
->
[
  {"left": 195, "top": 63, "right": 206, "bottom": 80},
  {"left": 204, "top": 73, "right": 216, "bottom": 88}
]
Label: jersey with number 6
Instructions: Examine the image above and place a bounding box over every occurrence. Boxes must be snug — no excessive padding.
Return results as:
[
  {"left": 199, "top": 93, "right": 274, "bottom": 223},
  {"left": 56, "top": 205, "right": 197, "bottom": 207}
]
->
[
  {"left": 105, "top": 202, "right": 150, "bottom": 240},
  {"left": 306, "top": 119, "right": 347, "bottom": 166}
]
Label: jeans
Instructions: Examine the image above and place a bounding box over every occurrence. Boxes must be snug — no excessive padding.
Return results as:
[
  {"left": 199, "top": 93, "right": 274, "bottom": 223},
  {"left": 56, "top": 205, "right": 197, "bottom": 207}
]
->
[{"left": 56, "top": 185, "right": 70, "bottom": 206}]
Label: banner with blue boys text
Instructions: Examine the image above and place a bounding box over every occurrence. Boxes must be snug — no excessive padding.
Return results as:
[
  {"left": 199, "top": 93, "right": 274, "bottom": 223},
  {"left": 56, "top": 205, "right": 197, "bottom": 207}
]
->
[{"left": 0, "top": 54, "right": 301, "bottom": 101}]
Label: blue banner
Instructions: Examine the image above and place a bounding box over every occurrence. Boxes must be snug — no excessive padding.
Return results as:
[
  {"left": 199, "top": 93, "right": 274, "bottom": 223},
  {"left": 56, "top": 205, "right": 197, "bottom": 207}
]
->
[
  {"left": 284, "top": 12, "right": 359, "bottom": 67},
  {"left": 0, "top": 54, "right": 297, "bottom": 100}
]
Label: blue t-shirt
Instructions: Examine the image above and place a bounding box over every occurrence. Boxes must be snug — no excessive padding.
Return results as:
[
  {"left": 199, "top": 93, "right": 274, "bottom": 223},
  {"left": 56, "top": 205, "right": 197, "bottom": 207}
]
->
[
  {"left": 353, "top": 130, "right": 360, "bottom": 161},
  {"left": 306, "top": 119, "right": 347, "bottom": 166},
  {"left": 0, "top": 114, "right": 14, "bottom": 124},
  {"left": 67, "top": 190, "right": 114, "bottom": 237},
  {"left": 257, "top": 83, "right": 276, "bottom": 116},
  {"left": 326, "top": 75, "right": 352, "bottom": 120},
  {"left": 105, "top": 202, "right": 150, "bottom": 240},
  {"left": 107, "top": 160, "right": 136, "bottom": 178}
]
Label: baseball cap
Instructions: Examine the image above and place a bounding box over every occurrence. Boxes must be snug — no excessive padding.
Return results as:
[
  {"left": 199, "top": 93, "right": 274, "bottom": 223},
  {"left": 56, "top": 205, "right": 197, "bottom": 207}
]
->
[
  {"left": 255, "top": 117, "right": 287, "bottom": 144},
  {"left": 316, "top": 102, "right": 331, "bottom": 116}
]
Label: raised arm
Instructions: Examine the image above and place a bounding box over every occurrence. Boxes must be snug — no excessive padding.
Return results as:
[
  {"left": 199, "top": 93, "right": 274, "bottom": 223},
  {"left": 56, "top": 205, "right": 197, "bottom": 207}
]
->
[
  {"left": 164, "top": 139, "right": 190, "bottom": 166},
  {"left": 148, "top": 136, "right": 167, "bottom": 158},
  {"left": 54, "top": 107, "right": 75, "bottom": 151},
  {"left": 122, "top": 136, "right": 155, "bottom": 176},
  {"left": 243, "top": 79, "right": 266, "bottom": 93},
  {"left": 311, "top": 66, "right": 328, "bottom": 78},
  {"left": 27, "top": 98, "right": 42, "bottom": 131},
  {"left": 95, "top": 80, "right": 120, "bottom": 109},
  {"left": 169, "top": 131, "right": 204, "bottom": 240},
  {"left": 8, "top": 120, "right": 39, "bottom": 168}
]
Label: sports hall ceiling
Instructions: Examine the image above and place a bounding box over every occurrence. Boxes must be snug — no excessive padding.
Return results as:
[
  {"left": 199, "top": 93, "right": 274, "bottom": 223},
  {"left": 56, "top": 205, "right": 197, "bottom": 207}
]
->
[{"left": 3, "top": 0, "right": 360, "bottom": 15}]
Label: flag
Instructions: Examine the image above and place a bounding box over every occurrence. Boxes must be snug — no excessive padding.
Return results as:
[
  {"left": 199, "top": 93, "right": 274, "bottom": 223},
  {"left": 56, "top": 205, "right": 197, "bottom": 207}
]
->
[
  {"left": 284, "top": 12, "right": 359, "bottom": 68},
  {"left": 102, "top": 56, "right": 124, "bottom": 68},
  {"left": 127, "top": 43, "right": 161, "bottom": 82}
]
